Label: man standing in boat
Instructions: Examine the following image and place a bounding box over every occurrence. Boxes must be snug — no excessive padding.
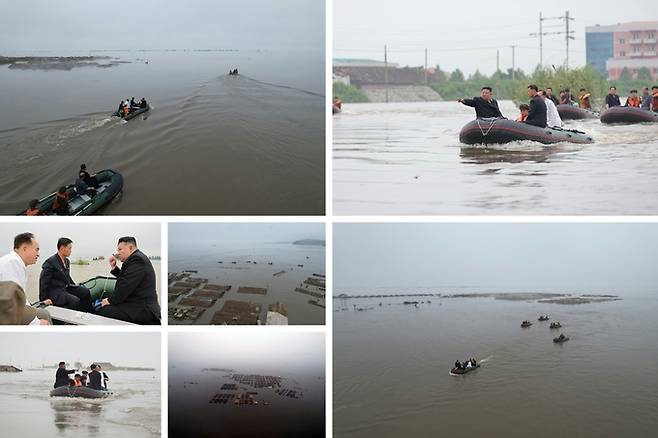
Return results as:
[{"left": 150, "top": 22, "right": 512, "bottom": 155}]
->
[
  {"left": 39, "top": 237, "right": 92, "bottom": 312},
  {"left": 524, "top": 85, "right": 547, "bottom": 128},
  {"left": 88, "top": 364, "right": 103, "bottom": 390},
  {"left": 97, "top": 236, "right": 160, "bottom": 324},
  {"left": 457, "top": 86, "right": 504, "bottom": 119},
  {"left": 54, "top": 361, "right": 77, "bottom": 388}
]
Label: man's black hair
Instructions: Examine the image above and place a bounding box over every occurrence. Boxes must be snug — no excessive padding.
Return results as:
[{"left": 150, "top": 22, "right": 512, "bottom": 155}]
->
[
  {"left": 59, "top": 361, "right": 65, "bottom": 366},
  {"left": 57, "top": 237, "right": 73, "bottom": 250},
  {"left": 610, "top": 86, "right": 617, "bottom": 90},
  {"left": 481, "top": 86, "right": 492, "bottom": 92},
  {"left": 90, "top": 364, "right": 97, "bottom": 370},
  {"left": 29, "top": 199, "right": 38, "bottom": 209},
  {"left": 13, "top": 233, "right": 34, "bottom": 249},
  {"left": 118, "top": 236, "right": 137, "bottom": 246},
  {"left": 519, "top": 104, "right": 530, "bottom": 111},
  {"left": 580, "top": 88, "right": 587, "bottom": 92},
  {"left": 527, "top": 84, "right": 538, "bottom": 91}
]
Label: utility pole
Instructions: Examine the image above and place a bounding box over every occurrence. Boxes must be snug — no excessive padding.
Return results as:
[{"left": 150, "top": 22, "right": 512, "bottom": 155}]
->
[
  {"left": 530, "top": 11, "right": 575, "bottom": 69},
  {"left": 424, "top": 48, "right": 428, "bottom": 84},
  {"left": 511, "top": 45, "right": 516, "bottom": 80},
  {"left": 384, "top": 44, "right": 389, "bottom": 104},
  {"left": 496, "top": 49, "right": 500, "bottom": 73}
]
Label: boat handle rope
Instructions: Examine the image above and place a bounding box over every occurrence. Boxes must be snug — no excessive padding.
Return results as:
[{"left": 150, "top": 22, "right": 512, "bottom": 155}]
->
[{"left": 476, "top": 118, "right": 497, "bottom": 137}]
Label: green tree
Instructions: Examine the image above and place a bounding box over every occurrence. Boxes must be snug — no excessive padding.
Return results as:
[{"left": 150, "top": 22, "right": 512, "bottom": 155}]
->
[
  {"left": 637, "top": 67, "right": 652, "bottom": 82},
  {"left": 619, "top": 67, "right": 633, "bottom": 81},
  {"left": 450, "top": 69, "right": 465, "bottom": 81}
]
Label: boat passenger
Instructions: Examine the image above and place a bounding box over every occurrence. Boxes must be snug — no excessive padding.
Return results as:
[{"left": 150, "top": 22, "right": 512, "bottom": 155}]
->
[
  {"left": 454, "top": 360, "right": 462, "bottom": 370},
  {"left": 560, "top": 88, "right": 574, "bottom": 105},
  {"left": 524, "top": 85, "right": 547, "bottom": 128},
  {"left": 75, "top": 172, "right": 96, "bottom": 197},
  {"left": 651, "top": 86, "right": 658, "bottom": 112},
  {"left": 545, "top": 87, "right": 559, "bottom": 106},
  {"left": 471, "top": 358, "right": 477, "bottom": 367},
  {"left": 515, "top": 104, "right": 529, "bottom": 122},
  {"left": 139, "top": 97, "right": 148, "bottom": 108},
  {"left": 99, "top": 365, "right": 110, "bottom": 389},
  {"left": 333, "top": 96, "right": 343, "bottom": 110},
  {"left": 52, "top": 186, "right": 69, "bottom": 215},
  {"left": 578, "top": 88, "right": 592, "bottom": 110},
  {"left": 26, "top": 199, "right": 41, "bottom": 216},
  {"left": 465, "top": 360, "right": 472, "bottom": 368},
  {"left": 117, "top": 101, "right": 124, "bottom": 115},
  {"left": 73, "top": 374, "right": 83, "bottom": 387},
  {"left": 81, "top": 371, "right": 89, "bottom": 387},
  {"left": 625, "top": 90, "right": 641, "bottom": 107},
  {"left": 640, "top": 87, "right": 651, "bottom": 110},
  {"left": 130, "top": 97, "right": 137, "bottom": 109},
  {"left": 88, "top": 364, "right": 103, "bottom": 390},
  {"left": 457, "top": 86, "right": 504, "bottom": 119},
  {"left": 79, "top": 164, "right": 99, "bottom": 188},
  {"left": 540, "top": 90, "right": 563, "bottom": 128},
  {"left": 234, "top": 68, "right": 238, "bottom": 75},
  {"left": 54, "top": 362, "right": 77, "bottom": 388},
  {"left": 605, "top": 86, "right": 621, "bottom": 109},
  {"left": 39, "top": 237, "right": 92, "bottom": 312}
]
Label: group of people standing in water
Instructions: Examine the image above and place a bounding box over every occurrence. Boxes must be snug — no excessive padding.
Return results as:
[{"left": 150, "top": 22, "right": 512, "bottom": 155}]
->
[
  {"left": 458, "top": 84, "right": 562, "bottom": 129},
  {"left": 54, "top": 361, "right": 109, "bottom": 390}
]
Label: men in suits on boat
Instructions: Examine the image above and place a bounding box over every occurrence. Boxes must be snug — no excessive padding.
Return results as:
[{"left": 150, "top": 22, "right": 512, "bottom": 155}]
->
[
  {"left": 97, "top": 236, "right": 161, "bottom": 325},
  {"left": 39, "top": 237, "right": 92, "bottom": 312},
  {"left": 458, "top": 86, "right": 504, "bottom": 118},
  {"left": 54, "top": 361, "right": 77, "bottom": 388}
]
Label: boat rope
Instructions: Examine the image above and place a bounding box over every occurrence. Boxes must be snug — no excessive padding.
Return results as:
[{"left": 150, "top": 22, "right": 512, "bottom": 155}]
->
[{"left": 476, "top": 118, "right": 497, "bottom": 137}]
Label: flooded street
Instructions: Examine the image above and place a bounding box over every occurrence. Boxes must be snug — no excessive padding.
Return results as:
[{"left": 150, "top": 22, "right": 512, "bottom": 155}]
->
[
  {"left": 333, "top": 101, "right": 658, "bottom": 215},
  {"left": 0, "top": 50, "right": 324, "bottom": 215}
]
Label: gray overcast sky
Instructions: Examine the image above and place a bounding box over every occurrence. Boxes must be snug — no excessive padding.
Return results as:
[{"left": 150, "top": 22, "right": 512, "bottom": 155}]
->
[
  {"left": 0, "top": 223, "right": 161, "bottom": 258},
  {"left": 0, "top": 0, "right": 324, "bottom": 52},
  {"left": 169, "top": 223, "right": 325, "bottom": 246},
  {"left": 0, "top": 333, "right": 160, "bottom": 369},
  {"left": 334, "top": 223, "right": 658, "bottom": 293},
  {"left": 170, "top": 332, "right": 324, "bottom": 374},
  {"left": 334, "top": 0, "right": 656, "bottom": 75}
]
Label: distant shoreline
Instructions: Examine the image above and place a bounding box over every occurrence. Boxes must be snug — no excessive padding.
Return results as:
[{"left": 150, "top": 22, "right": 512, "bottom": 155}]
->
[
  {"left": 335, "top": 292, "right": 621, "bottom": 305},
  {"left": 0, "top": 55, "right": 123, "bottom": 71}
]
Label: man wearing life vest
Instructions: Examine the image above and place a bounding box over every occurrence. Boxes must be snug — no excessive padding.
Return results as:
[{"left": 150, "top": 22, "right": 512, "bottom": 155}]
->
[
  {"left": 26, "top": 199, "right": 41, "bottom": 216},
  {"left": 625, "top": 89, "right": 641, "bottom": 108},
  {"left": 578, "top": 88, "right": 592, "bottom": 109},
  {"left": 52, "top": 186, "right": 69, "bottom": 215}
]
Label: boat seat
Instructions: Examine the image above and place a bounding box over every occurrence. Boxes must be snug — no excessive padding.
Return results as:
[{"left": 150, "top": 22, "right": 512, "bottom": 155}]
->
[{"left": 68, "top": 194, "right": 91, "bottom": 211}]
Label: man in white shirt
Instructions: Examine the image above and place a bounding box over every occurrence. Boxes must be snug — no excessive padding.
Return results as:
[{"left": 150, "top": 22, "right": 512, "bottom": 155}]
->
[
  {"left": 0, "top": 232, "right": 50, "bottom": 325},
  {"left": 540, "top": 90, "right": 562, "bottom": 128}
]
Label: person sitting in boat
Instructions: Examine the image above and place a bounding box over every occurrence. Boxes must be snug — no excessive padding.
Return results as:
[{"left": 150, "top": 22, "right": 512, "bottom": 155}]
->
[
  {"left": 545, "top": 87, "right": 559, "bottom": 106},
  {"left": 605, "top": 86, "right": 621, "bottom": 109},
  {"left": 515, "top": 104, "right": 529, "bottom": 122},
  {"left": 75, "top": 172, "right": 97, "bottom": 197},
  {"left": 539, "top": 90, "right": 562, "bottom": 128},
  {"left": 26, "top": 199, "right": 41, "bottom": 216},
  {"left": 79, "top": 164, "right": 99, "bottom": 188},
  {"left": 139, "top": 97, "right": 148, "bottom": 109},
  {"left": 101, "top": 366, "right": 110, "bottom": 389},
  {"left": 88, "top": 364, "right": 103, "bottom": 390},
  {"left": 464, "top": 360, "right": 472, "bottom": 368},
  {"left": 625, "top": 90, "right": 641, "bottom": 108},
  {"left": 51, "top": 186, "right": 69, "bottom": 215},
  {"left": 471, "top": 357, "right": 477, "bottom": 367},
  {"left": 524, "top": 85, "right": 547, "bottom": 128},
  {"left": 73, "top": 374, "right": 83, "bottom": 387},
  {"left": 39, "top": 237, "right": 93, "bottom": 312},
  {"left": 578, "top": 88, "right": 592, "bottom": 110},
  {"left": 54, "top": 362, "right": 77, "bottom": 388},
  {"left": 454, "top": 360, "right": 462, "bottom": 370},
  {"left": 559, "top": 88, "right": 574, "bottom": 105},
  {"left": 458, "top": 86, "right": 504, "bottom": 119},
  {"left": 96, "top": 236, "right": 161, "bottom": 325},
  {"left": 81, "top": 371, "right": 89, "bottom": 387},
  {"left": 130, "top": 97, "right": 138, "bottom": 109},
  {"left": 333, "top": 96, "right": 343, "bottom": 110}
]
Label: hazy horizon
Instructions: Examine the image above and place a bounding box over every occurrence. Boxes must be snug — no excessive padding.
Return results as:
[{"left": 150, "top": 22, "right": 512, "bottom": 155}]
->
[
  {"left": 169, "top": 223, "right": 325, "bottom": 248},
  {"left": 1, "top": 0, "right": 324, "bottom": 53},
  {"left": 334, "top": 0, "right": 656, "bottom": 75},
  {"left": 334, "top": 223, "right": 658, "bottom": 295},
  {"left": 0, "top": 333, "right": 161, "bottom": 369}
]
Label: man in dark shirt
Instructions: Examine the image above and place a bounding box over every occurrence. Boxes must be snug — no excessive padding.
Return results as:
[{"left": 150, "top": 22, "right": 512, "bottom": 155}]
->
[
  {"left": 458, "top": 86, "right": 504, "bottom": 118},
  {"left": 39, "top": 237, "right": 92, "bottom": 312},
  {"left": 88, "top": 364, "right": 103, "bottom": 390},
  {"left": 54, "top": 361, "right": 76, "bottom": 388},
  {"left": 546, "top": 87, "right": 560, "bottom": 106},
  {"left": 524, "top": 84, "right": 547, "bottom": 128},
  {"left": 605, "top": 86, "right": 621, "bottom": 109}
]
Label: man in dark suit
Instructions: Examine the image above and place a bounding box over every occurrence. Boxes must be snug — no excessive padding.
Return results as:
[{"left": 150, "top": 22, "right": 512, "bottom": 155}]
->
[
  {"left": 525, "top": 84, "right": 547, "bottom": 128},
  {"left": 458, "top": 86, "right": 504, "bottom": 118},
  {"left": 88, "top": 364, "right": 103, "bottom": 390},
  {"left": 54, "top": 361, "right": 76, "bottom": 388},
  {"left": 39, "top": 238, "right": 92, "bottom": 312},
  {"left": 97, "top": 236, "right": 160, "bottom": 325}
]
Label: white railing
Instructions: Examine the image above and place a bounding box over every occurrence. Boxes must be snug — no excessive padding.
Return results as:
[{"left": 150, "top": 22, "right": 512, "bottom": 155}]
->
[
  {"left": 629, "top": 39, "right": 643, "bottom": 44},
  {"left": 643, "top": 51, "right": 657, "bottom": 57},
  {"left": 644, "top": 38, "right": 656, "bottom": 44}
]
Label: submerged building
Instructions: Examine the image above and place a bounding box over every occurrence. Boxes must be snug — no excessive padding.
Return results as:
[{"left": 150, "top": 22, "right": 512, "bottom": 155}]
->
[{"left": 586, "top": 21, "right": 658, "bottom": 80}]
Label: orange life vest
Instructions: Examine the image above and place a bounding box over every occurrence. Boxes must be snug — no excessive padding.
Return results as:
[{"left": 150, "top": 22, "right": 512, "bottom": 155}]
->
[
  {"left": 579, "top": 94, "right": 591, "bottom": 109},
  {"left": 123, "top": 106, "right": 130, "bottom": 115},
  {"left": 626, "top": 96, "right": 641, "bottom": 107},
  {"left": 74, "top": 380, "right": 82, "bottom": 387},
  {"left": 53, "top": 192, "right": 69, "bottom": 210}
]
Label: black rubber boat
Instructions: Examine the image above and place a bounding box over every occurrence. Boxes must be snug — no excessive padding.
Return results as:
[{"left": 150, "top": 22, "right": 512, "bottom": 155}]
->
[
  {"left": 459, "top": 118, "right": 594, "bottom": 145},
  {"left": 600, "top": 106, "right": 658, "bottom": 124},
  {"left": 556, "top": 104, "right": 599, "bottom": 120},
  {"left": 550, "top": 323, "right": 562, "bottom": 329},
  {"left": 450, "top": 364, "right": 480, "bottom": 375},
  {"left": 112, "top": 105, "right": 150, "bottom": 121},
  {"left": 553, "top": 335, "right": 570, "bottom": 343},
  {"left": 521, "top": 321, "right": 533, "bottom": 327},
  {"left": 18, "top": 169, "right": 122, "bottom": 216},
  {"left": 538, "top": 316, "right": 550, "bottom": 321},
  {"left": 50, "top": 386, "right": 112, "bottom": 399}
]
